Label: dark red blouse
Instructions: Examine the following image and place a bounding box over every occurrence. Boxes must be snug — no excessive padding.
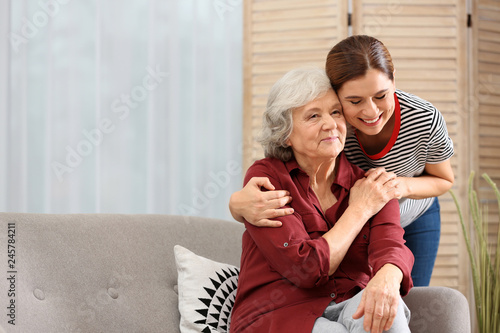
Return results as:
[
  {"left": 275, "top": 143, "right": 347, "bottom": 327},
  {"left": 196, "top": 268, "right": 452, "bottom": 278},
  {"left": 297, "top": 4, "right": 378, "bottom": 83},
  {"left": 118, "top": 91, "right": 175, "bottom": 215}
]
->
[{"left": 230, "top": 153, "right": 414, "bottom": 333}]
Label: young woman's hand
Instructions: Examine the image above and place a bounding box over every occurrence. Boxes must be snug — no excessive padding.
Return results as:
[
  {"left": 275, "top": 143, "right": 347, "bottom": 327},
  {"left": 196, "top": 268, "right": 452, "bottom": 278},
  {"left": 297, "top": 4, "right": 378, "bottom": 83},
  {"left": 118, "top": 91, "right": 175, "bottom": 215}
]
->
[
  {"left": 389, "top": 160, "right": 455, "bottom": 200},
  {"left": 228, "top": 177, "right": 294, "bottom": 227}
]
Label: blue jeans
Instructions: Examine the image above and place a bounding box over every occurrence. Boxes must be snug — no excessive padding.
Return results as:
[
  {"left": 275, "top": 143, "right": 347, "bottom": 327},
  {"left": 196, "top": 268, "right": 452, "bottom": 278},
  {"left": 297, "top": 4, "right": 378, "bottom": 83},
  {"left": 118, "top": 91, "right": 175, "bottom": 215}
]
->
[
  {"left": 403, "top": 198, "right": 441, "bottom": 287},
  {"left": 312, "top": 289, "right": 411, "bottom": 332}
]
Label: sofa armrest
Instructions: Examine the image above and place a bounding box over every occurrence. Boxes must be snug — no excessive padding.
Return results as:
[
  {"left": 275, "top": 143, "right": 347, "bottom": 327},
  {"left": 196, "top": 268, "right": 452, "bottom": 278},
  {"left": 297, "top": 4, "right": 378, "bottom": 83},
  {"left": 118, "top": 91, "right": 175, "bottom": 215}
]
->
[{"left": 404, "top": 286, "right": 470, "bottom": 333}]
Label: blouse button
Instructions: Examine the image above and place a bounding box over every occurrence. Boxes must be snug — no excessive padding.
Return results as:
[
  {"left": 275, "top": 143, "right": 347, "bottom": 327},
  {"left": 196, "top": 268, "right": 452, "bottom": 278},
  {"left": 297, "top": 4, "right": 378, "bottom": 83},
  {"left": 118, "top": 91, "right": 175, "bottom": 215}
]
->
[
  {"left": 330, "top": 293, "right": 336, "bottom": 299},
  {"left": 283, "top": 242, "right": 289, "bottom": 247}
]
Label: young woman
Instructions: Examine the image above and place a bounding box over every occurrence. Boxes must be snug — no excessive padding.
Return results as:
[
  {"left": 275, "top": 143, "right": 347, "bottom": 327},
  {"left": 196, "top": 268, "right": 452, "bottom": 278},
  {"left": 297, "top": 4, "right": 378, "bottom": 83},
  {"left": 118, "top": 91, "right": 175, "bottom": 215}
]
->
[{"left": 229, "top": 35, "right": 454, "bottom": 287}]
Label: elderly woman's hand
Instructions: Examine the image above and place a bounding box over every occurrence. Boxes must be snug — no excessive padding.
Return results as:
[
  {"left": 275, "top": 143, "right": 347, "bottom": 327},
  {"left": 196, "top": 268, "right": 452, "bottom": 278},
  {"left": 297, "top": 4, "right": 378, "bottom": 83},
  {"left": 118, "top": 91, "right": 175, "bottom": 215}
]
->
[
  {"left": 352, "top": 264, "right": 403, "bottom": 333},
  {"left": 228, "top": 177, "right": 294, "bottom": 227},
  {"left": 364, "top": 167, "right": 402, "bottom": 199},
  {"left": 349, "top": 167, "right": 401, "bottom": 218}
]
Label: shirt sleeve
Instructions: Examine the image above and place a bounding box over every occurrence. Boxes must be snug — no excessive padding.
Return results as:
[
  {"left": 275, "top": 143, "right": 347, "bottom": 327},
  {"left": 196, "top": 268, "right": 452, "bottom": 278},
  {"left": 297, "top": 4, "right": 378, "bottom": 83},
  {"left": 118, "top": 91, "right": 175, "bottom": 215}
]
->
[
  {"left": 367, "top": 199, "right": 414, "bottom": 296},
  {"left": 243, "top": 160, "right": 332, "bottom": 289},
  {"left": 426, "top": 106, "right": 454, "bottom": 164}
]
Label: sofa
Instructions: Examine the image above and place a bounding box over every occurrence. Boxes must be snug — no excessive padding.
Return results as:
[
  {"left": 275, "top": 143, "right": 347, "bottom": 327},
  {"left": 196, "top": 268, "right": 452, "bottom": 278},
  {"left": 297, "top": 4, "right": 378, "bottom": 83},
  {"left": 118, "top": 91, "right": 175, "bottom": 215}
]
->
[{"left": 0, "top": 213, "right": 470, "bottom": 333}]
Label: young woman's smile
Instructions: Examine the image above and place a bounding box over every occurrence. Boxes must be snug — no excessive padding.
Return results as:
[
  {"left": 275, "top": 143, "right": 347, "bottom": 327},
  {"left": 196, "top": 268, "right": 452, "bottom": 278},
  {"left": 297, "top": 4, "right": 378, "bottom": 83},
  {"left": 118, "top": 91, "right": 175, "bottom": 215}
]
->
[{"left": 337, "top": 68, "right": 396, "bottom": 136}]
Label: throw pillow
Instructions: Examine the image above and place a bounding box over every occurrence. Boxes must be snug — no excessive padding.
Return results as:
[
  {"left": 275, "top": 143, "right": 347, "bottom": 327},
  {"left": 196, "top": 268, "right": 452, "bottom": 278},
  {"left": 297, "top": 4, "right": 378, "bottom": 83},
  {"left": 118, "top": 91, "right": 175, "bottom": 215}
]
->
[{"left": 174, "top": 245, "right": 239, "bottom": 333}]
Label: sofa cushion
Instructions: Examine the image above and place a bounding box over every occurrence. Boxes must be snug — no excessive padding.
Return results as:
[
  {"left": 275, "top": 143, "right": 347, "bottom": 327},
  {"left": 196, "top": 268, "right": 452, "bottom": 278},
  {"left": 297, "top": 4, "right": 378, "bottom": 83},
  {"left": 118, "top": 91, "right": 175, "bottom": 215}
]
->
[{"left": 174, "top": 245, "right": 239, "bottom": 333}]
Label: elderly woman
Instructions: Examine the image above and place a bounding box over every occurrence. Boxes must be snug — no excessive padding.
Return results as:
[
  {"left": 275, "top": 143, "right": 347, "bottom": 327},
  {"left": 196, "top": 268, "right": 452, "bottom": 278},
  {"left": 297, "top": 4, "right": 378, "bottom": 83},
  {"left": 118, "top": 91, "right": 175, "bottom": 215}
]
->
[{"left": 229, "top": 67, "right": 413, "bottom": 333}]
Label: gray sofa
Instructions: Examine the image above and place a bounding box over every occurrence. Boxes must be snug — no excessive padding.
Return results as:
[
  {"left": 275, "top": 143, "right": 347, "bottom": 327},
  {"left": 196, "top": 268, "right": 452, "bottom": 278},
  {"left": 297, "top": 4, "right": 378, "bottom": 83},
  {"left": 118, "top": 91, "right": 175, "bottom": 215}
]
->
[{"left": 0, "top": 213, "right": 470, "bottom": 333}]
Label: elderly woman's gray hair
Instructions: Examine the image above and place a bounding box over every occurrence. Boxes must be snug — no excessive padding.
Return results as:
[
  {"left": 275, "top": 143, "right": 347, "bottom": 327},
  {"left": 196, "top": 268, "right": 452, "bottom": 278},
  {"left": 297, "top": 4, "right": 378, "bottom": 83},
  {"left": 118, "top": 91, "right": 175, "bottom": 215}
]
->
[{"left": 259, "top": 67, "right": 332, "bottom": 161}]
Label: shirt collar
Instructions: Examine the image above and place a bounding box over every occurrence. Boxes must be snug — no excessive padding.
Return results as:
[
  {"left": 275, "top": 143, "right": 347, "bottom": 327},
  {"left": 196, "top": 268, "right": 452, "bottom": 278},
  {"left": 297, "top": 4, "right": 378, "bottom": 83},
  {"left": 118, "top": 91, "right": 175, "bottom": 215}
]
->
[{"left": 284, "top": 152, "right": 354, "bottom": 190}]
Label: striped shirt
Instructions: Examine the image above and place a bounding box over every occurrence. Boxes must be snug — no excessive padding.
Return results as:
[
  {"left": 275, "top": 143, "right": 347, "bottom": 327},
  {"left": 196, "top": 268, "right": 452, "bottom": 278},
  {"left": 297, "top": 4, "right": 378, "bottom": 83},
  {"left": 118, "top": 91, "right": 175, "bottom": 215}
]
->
[{"left": 344, "top": 90, "right": 454, "bottom": 228}]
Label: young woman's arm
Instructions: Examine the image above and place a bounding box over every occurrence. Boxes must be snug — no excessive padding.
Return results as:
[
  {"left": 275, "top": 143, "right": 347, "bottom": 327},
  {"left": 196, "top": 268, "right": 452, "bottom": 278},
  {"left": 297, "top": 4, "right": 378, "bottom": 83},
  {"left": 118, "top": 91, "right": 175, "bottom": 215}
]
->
[
  {"left": 394, "top": 159, "right": 454, "bottom": 200},
  {"left": 229, "top": 177, "right": 292, "bottom": 227},
  {"left": 230, "top": 167, "right": 399, "bottom": 227}
]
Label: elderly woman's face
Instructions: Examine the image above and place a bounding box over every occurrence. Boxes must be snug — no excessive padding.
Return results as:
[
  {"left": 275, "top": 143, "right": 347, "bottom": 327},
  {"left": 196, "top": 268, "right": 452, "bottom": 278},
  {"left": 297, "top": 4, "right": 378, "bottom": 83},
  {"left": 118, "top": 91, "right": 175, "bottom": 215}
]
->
[{"left": 286, "top": 89, "right": 346, "bottom": 162}]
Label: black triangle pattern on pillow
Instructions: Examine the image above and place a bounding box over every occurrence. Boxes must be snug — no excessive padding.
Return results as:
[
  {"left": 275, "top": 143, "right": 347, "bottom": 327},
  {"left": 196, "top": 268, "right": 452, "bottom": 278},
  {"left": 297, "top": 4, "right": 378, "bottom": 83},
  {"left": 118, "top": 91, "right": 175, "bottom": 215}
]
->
[{"left": 194, "top": 266, "right": 239, "bottom": 332}]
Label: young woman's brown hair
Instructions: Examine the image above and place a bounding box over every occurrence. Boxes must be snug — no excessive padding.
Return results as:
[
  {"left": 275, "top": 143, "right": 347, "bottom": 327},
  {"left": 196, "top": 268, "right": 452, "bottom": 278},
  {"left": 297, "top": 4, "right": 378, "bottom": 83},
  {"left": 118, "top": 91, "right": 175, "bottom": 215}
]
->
[{"left": 326, "top": 35, "right": 394, "bottom": 91}]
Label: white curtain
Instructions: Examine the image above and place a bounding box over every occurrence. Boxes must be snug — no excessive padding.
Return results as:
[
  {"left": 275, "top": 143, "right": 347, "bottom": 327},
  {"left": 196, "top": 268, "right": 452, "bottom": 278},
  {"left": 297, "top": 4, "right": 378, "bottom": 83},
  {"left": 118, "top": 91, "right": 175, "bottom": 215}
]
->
[{"left": 0, "top": 0, "right": 243, "bottom": 220}]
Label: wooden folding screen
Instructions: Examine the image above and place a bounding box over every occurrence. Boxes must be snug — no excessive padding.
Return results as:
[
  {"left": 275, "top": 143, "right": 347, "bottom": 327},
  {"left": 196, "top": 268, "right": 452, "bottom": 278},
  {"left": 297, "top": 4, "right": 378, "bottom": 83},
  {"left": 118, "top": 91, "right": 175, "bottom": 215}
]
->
[
  {"left": 243, "top": 0, "right": 348, "bottom": 171},
  {"left": 243, "top": 0, "right": 497, "bottom": 300},
  {"left": 471, "top": 0, "right": 500, "bottom": 284}
]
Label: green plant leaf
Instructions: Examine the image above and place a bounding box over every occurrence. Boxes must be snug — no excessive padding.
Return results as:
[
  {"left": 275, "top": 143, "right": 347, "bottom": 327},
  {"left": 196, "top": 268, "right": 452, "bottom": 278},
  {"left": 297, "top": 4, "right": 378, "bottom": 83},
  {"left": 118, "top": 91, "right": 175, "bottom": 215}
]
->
[{"left": 451, "top": 172, "right": 500, "bottom": 333}]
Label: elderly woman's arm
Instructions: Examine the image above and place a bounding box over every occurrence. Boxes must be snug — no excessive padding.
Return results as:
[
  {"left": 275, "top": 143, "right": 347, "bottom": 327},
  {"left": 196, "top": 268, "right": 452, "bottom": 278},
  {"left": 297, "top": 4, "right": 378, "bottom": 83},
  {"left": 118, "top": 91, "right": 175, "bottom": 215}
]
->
[
  {"left": 353, "top": 264, "right": 404, "bottom": 333},
  {"left": 241, "top": 160, "right": 391, "bottom": 288},
  {"left": 320, "top": 170, "right": 401, "bottom": 274},
  {"left": 351, "top": 196, "right": 414, "bottom": 333},
  {"left": 244, "top": 159, "right": 412, "bottom": 333},
  {"left": 240, "top": 162, "right": 333, "bottom": 288},
  {"left": 244, "top": 160, "right": 400, "bottom": 286}
]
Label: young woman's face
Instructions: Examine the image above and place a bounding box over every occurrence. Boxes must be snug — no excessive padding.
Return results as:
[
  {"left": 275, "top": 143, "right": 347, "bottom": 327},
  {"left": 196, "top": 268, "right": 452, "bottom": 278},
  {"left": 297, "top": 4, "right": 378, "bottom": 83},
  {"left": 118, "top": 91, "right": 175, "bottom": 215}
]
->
[{"left": 336, "top": 69, "right": 396, "bottom": 136}]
